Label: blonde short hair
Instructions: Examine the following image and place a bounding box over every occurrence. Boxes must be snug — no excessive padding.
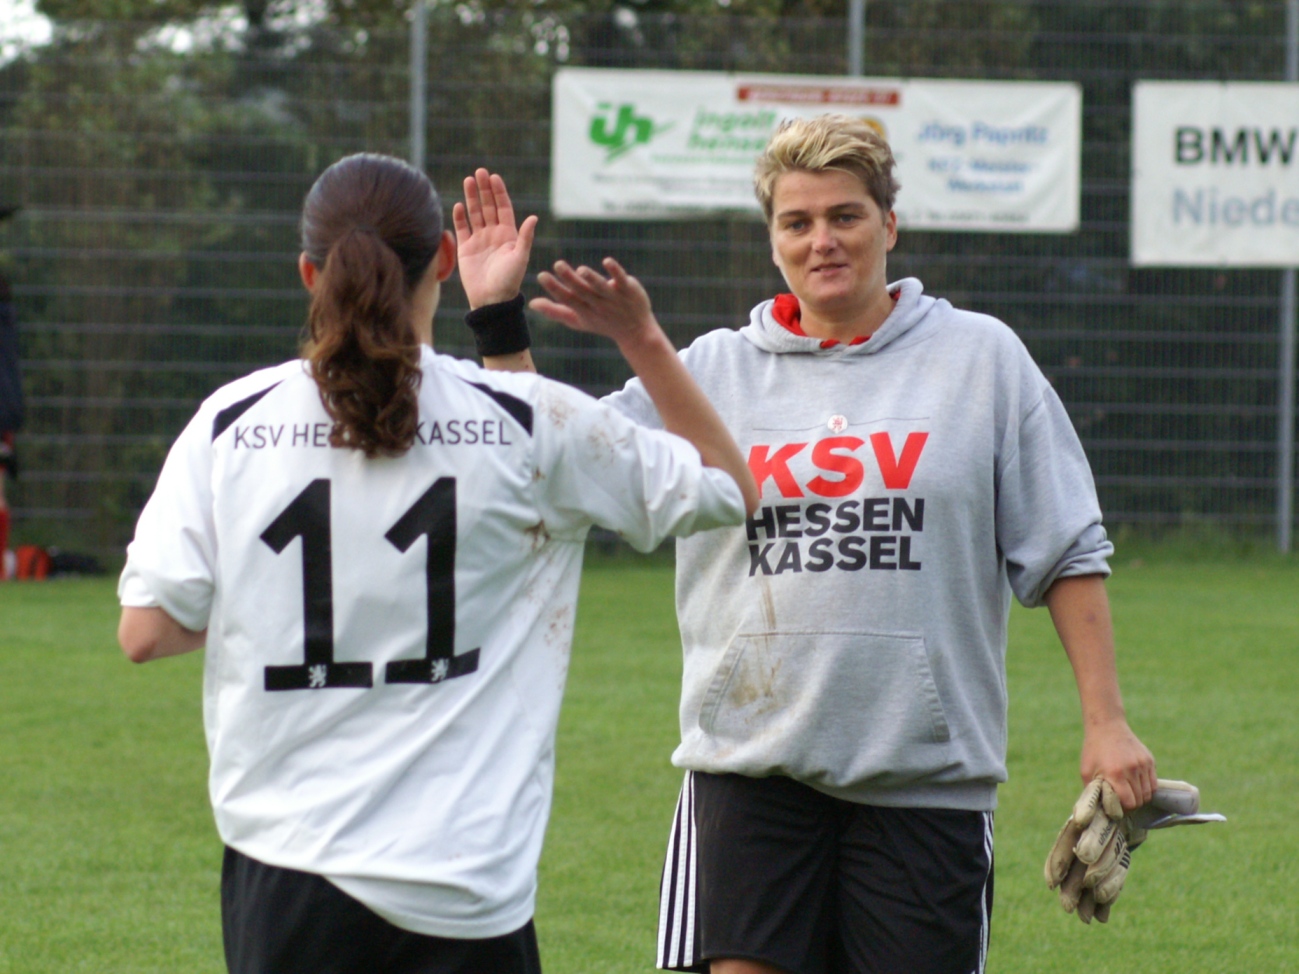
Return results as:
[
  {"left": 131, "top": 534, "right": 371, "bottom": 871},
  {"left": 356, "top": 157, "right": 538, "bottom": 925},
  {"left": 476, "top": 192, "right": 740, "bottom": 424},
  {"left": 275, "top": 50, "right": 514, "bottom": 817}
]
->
[{"left": 754, "top": 114, "right": 900, "bottom": 223}]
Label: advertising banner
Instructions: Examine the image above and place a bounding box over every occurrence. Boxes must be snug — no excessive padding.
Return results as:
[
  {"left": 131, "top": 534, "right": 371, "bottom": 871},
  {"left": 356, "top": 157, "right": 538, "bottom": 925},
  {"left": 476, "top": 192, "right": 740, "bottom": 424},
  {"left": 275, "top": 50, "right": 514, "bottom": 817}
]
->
[
  {"left": 1132, "top": 81, "right": 1299, "bottom": 267},
  {"left": 551, "top": 67, "right": 1081, "bottom": 232}
]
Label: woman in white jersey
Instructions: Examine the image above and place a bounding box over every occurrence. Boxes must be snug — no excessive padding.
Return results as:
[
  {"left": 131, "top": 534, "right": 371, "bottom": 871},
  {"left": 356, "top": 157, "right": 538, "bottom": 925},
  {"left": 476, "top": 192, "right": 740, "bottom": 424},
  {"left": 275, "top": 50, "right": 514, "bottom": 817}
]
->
[{"left": 117, "top": 153, "right": 756, "bottom": 974}]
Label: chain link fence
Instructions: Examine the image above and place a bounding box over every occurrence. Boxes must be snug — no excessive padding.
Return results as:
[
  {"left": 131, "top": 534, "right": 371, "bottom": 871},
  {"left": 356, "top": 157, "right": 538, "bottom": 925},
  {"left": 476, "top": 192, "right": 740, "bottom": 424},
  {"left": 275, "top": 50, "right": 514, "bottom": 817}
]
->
[{"left": 1, "top": 0, "right": 1296, "bottom": 561}]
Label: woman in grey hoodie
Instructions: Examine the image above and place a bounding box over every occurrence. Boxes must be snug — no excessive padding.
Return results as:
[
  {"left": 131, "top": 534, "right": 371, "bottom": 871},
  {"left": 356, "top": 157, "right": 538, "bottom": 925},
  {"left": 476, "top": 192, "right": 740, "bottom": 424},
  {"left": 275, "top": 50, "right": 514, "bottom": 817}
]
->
[{"left": 488, "top": 114, "right": 1157, "bottom": 974}]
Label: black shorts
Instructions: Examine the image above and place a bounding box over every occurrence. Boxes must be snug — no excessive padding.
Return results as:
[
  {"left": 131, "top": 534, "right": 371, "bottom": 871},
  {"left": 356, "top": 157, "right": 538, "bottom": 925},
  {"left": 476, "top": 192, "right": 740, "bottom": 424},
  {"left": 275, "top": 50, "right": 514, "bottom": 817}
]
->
[
  {"left": 656, "top": 772, "right": 994, "bottom": 974},
  {"left": 221, "top": 847, "right": 543, "bottom": 974}
]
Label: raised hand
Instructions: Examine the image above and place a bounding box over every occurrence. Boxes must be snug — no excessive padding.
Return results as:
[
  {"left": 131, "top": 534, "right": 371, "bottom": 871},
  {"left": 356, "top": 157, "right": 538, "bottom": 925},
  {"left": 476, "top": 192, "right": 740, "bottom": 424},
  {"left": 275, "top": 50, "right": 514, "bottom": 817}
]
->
[
  {"left": 453, "top": 168, "right": 538, "bottom": 309},
  {"left": 532, "top": 256, "right": 758, "bottom": 513},
  {"left": 530, "top": 258, "right": 660, "bottom": 349}
]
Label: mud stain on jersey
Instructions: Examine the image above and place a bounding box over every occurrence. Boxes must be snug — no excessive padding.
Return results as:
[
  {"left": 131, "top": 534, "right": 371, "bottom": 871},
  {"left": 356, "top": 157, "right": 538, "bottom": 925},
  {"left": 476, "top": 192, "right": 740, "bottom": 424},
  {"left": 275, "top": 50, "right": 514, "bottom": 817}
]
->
[
  {"left": 544, "top": 604, "right": 573, "bottom": 647},
  {"left": 542, "top": 393, "right": 577, "bottom": 429},
  {"left": 525, "top": 520, "right": 550, "bottom": 552},
  {"left": 721, "top": 578, "right": 783, "bottom": 722},
  {"left": 586, "top": 423, "right": 617, "bottom": 466},
  {"left": 727, "top": 646, "right": 783, "bottom": 719},
  {"left": 532, "top": 466, "right": 545, "bottom": 482},
  {"left": 759, "top": 577, "right": 778, "bottom": 631}
]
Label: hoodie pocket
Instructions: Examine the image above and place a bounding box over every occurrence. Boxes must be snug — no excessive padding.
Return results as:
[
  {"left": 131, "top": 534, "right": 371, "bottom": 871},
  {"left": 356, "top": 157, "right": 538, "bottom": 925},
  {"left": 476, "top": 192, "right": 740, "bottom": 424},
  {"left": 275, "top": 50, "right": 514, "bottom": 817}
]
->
[{"left": 696, "top": 629, "right": 951, "bottom": 787}]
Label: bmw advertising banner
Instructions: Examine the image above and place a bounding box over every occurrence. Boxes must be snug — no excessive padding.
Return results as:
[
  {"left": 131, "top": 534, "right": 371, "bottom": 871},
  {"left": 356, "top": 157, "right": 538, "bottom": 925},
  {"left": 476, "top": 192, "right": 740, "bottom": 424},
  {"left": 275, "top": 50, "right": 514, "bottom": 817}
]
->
[
  {"left": 551, "top": 67, "right": 1081, "bottom": 232},
  {"left": 1131, "top": 81, "right": 1299, "bottom": 267}
]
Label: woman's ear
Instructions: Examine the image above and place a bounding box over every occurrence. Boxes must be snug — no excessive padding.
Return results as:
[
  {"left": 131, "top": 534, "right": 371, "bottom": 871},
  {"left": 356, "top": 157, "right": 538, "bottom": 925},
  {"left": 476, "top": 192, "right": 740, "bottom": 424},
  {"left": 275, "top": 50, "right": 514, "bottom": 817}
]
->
[
  {"left": 434, "top": 230, "right": 457, "bottom": 282},
  {"left": 298, "top": 253, "right": 318, "bottom": 292}
]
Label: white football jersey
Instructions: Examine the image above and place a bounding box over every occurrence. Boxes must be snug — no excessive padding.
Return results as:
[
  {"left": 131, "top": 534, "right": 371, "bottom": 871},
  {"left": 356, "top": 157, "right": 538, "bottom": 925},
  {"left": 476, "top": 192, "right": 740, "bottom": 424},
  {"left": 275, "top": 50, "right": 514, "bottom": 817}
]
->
[{"left": 119, "top": 346, "right": 744, "bottom": 938}]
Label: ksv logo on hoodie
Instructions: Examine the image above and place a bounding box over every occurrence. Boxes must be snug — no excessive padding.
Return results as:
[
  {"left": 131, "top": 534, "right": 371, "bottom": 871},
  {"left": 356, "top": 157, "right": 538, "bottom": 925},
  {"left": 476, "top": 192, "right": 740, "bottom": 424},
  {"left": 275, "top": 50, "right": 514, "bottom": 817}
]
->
[{"left": 744, "top": 432, "right": 928, "bottom": 576}]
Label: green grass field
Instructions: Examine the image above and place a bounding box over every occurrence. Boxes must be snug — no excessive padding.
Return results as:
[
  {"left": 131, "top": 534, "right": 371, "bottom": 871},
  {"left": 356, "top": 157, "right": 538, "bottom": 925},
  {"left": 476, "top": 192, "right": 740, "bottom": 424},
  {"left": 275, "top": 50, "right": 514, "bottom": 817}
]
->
[{"left": 1, "top": 555, "right": 1296, "bottom": 973}]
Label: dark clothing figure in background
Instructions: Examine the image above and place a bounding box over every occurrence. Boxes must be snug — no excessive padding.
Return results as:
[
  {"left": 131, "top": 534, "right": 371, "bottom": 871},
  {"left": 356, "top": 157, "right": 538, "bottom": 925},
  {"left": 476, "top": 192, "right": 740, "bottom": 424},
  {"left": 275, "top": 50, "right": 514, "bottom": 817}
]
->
[
  {"left": 0, "top": 273, "right": 22, "bottom": 439},
  {"left": 0, "top": 264, "right": 23, "bottom": 580}
]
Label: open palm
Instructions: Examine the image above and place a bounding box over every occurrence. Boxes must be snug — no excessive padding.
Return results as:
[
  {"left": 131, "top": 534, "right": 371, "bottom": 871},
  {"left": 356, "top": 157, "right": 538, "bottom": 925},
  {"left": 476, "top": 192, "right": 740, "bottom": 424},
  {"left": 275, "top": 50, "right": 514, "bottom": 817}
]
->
[
  {"left": 531, "top": 258, "right": 658, "bottom": 346},
  {"left": 453, "top": 168, "right": 538, "bottom": 308}
]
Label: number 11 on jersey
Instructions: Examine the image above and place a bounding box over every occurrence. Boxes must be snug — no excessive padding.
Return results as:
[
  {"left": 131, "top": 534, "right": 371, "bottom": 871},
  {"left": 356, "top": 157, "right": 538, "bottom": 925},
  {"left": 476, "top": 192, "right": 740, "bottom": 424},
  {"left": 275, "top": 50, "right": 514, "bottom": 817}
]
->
[
  {"left": 385, "top": 478, "right": 480, "bottom": 685},
  {"left": 260, "top": 477, "right": 480, "bottom": 692}
]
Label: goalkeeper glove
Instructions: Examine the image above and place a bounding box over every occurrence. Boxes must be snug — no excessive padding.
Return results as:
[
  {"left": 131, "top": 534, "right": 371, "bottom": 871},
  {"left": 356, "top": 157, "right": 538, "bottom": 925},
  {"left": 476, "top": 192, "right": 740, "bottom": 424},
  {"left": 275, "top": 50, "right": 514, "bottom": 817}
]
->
[{"left": 1045, "top": 778, "right": 1225, "bottom": 924}]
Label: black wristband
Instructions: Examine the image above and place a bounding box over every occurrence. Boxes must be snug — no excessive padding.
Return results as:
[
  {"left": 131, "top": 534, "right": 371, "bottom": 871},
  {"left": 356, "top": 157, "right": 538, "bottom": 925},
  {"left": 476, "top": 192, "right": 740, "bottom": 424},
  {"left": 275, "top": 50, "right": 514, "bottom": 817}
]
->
[{"left": 464, "top": 293, "right": 530, "bottom": 357}]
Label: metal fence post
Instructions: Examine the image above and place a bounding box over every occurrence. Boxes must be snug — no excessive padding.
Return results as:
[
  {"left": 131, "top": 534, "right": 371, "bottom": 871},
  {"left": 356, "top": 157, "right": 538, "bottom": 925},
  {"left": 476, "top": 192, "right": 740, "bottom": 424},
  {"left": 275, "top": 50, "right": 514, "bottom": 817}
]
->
[
  {"left": 1280, "top": 272, "right": 1295, "bottom": 552},
  {"left": 847, "top": 0, "right": 865, "bottom": 76},
  {"left": 1280, "top": 0, "right": 1298, "bottom": 553},
  {"left": 410, "top": 0, "right": 428, "bottom": 172}
]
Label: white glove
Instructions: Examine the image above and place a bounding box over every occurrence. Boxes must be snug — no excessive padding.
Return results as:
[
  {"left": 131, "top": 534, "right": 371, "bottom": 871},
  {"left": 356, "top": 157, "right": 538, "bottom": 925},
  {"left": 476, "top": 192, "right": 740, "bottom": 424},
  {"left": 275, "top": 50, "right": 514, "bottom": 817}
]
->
[{"left": 1045, "top": 778, "right": 1225, "bottom": 924}]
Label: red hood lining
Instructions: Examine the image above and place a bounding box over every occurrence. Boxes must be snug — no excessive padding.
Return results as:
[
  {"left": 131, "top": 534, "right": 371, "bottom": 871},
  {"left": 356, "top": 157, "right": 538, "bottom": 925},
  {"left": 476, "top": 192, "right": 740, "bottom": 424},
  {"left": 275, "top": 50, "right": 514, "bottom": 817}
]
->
[{"left": 770, "top": 292, "right": 896, "bottom": 348}]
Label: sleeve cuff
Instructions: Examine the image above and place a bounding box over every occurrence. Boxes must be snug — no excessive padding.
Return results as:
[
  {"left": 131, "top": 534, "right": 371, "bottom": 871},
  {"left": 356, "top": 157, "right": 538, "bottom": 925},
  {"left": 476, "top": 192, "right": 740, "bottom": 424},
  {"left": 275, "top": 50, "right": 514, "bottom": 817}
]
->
[
  {"left": 1020, "top": 523, "right": 1114, "bottom": 607},
  {"left": 117, "top": 565, "right": 161, "bottom": 607}
]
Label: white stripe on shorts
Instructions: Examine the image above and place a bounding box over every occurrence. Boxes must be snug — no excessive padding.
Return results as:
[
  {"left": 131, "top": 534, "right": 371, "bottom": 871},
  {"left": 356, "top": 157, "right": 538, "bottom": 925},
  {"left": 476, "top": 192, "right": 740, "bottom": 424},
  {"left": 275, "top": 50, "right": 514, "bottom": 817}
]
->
[
  {"left": 977, "top": 810, "right": 995, "bottom": 974},
  {"left": 656, "top": 770, "right": 698, "bottom": 970}
]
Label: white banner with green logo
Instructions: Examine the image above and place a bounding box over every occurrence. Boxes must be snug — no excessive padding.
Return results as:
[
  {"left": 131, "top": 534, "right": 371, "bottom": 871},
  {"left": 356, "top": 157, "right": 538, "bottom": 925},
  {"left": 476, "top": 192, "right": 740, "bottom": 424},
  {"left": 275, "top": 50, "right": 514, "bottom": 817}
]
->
[{"left": 551, "top": 67, "right": 1080, "bottom": 232}]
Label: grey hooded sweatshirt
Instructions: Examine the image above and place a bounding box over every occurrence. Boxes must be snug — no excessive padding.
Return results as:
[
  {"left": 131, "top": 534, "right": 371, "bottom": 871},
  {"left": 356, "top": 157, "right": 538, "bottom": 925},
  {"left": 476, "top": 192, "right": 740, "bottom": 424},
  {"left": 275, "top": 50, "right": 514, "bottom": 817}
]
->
[{"left": 604, "top": 278, "right": 1112, "bottom": 811}]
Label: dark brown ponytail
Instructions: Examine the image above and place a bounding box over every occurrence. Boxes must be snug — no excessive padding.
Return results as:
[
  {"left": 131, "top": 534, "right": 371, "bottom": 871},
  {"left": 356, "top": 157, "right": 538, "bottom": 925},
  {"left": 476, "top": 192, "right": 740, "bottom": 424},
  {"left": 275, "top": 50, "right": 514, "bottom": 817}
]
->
[{"left": 299, "top": 153, "right": 444, "bottom": 458}]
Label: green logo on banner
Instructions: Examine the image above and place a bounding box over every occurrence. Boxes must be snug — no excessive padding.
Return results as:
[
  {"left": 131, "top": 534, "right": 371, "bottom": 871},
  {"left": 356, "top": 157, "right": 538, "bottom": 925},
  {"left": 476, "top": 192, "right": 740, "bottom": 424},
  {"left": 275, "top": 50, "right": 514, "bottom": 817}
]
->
[{"left": 589, "top": 103, "right": 672, "bottom": 162}]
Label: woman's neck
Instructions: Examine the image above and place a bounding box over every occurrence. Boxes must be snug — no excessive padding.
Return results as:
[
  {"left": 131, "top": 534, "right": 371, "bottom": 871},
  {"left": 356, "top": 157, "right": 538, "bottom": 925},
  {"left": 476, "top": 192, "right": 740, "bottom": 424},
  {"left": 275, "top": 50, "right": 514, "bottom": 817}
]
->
[
  {"left": 797, "top": 287, "right": 896, "bottom": 343},
  {"left": 410, "top": 279, "right": 440, "bottom": 346}
]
